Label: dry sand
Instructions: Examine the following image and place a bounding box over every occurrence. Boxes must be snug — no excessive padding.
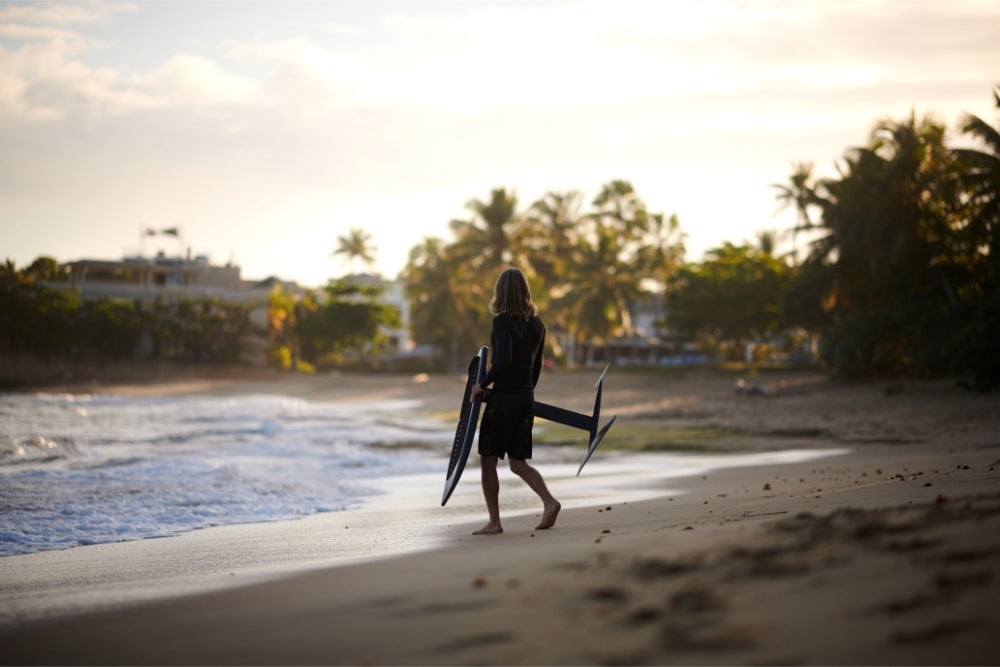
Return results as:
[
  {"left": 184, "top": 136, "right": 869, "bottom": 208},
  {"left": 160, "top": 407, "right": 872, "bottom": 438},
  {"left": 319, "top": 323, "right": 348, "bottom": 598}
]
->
[{"left": 2, "top": 367, "right": 999, "bottom": 665}]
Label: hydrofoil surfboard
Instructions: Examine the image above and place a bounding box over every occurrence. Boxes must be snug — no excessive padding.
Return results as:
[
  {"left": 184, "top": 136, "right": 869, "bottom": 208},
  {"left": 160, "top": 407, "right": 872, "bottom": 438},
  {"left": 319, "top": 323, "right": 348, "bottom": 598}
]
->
[
  {"left": 441, "top": 346, "right": 489, "bottom": 506},
  {"left": 441, "top": 350, "right": 616, "bottom": 506}
]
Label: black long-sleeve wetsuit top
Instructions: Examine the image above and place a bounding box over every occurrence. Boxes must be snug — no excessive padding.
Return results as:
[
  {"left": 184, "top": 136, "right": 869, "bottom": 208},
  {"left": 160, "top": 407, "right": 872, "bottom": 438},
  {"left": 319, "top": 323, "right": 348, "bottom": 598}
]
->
[{"left": 480, "top": 313, "right": 546, "bottom": 396}]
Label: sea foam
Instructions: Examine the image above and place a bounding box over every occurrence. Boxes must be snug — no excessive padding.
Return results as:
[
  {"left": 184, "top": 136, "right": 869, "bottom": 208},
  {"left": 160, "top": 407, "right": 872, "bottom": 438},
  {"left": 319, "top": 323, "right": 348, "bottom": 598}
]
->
[{"left": 0, "top": 392, "right": 449, "bottom": 556}]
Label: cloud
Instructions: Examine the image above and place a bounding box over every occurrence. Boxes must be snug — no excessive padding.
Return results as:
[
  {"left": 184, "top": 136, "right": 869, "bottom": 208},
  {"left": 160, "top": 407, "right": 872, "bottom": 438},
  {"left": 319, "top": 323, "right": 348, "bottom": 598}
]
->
[
  {"left": 0, "top": 1, "right": 136, "bottom": 26},
  {"left": 135, "top": 54, "right": 259, "bottom": 107},
  {"left": 6, "top": 0, "right": 995, "bottom": 125},
  {"left": 357, "top": 0, "right": 1000, "bottom": 116},
  {"left": 1, "top": 0, "right": 997, "bottom": 282},
  {"left": 0, "top": 8, "right": 261, "bottom": 121},
  {"left": 0, "top": 22, "right": 90, "bottom": 43},
  {"left": 225, "top": 36, "right": 375, "bottom": 119}
]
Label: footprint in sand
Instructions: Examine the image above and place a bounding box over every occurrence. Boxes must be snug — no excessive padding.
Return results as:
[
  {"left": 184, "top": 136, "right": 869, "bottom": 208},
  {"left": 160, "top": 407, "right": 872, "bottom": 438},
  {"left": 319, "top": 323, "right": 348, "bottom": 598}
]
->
[
  {"left": 891, "top": 619, "right": 981, "bottom": 645},
  {"left": 587, "top": 586, "right": 630, "bottom": 603},
  {"left": 433, "top": 630, "right": 515, "bottom": 654},
  {"left": 629, "top": 555, "right": 704, "bottom": 580}
]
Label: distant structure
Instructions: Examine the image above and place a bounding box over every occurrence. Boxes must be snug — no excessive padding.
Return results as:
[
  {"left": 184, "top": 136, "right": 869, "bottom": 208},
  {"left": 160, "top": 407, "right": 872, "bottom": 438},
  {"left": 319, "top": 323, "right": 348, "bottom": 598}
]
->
[
  {"left": 339, "top": 272, "right": 415, "bottom": 357},
  {"left": 60, "top": 251, "right": 285, "bottom": 365},
  {"left": 64, "top": 253, "right": 277, "bottom": 324},
  {"left": 59, "top": 248, "right": 414, "bottom": 364},
  {"left": 67, "top": 253, "right": 247, "bottom": 298}
]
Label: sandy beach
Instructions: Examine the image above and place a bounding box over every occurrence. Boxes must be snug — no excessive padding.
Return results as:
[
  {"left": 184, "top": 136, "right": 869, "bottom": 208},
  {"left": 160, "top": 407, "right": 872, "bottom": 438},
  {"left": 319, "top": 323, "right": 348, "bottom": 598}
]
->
[{"left": 2, "top": 367, "right": 999, "bottom": 665}]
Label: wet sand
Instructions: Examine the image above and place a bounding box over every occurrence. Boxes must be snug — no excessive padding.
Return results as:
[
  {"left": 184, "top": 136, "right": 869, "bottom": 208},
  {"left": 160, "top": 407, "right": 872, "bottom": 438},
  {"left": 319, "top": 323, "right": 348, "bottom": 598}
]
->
[{"left": 2, "top": 367, "right": 999, "bottom": 665}]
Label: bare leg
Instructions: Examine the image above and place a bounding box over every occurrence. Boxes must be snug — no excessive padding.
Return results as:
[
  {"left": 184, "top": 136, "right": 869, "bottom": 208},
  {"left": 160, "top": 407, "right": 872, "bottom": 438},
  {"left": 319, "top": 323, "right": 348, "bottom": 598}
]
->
[
  {"left": 509, "top": 459, "right": 561, "bottom": 529},
  {"left": 473, "top": 455, "right": 503, "bottom": 535}
]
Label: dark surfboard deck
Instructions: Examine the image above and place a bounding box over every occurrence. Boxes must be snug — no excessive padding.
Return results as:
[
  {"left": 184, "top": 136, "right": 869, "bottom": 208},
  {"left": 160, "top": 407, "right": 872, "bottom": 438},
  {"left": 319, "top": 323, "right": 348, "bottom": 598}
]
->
[{"left": 441, "top": 346, "right": 489, "bottom": 506}]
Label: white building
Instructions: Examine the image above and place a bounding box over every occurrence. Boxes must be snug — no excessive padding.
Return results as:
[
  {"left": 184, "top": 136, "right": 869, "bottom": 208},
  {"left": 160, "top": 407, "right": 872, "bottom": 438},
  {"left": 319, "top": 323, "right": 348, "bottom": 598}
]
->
[
  {"left": 64, "top": 253, "right": 275, "bottom": 329},
  {"left": 58, "top": 254, "right": 415, "bottom": 363},
  {"left": 338, "top": 273, "right": 414, "bottom": 356}
]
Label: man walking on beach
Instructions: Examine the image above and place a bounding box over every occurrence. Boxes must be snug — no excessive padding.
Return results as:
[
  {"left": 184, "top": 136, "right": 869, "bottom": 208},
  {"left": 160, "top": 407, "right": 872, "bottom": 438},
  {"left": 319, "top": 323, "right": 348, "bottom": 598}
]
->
[{"left": 470, "top": 268, "right": 560, "bottom": 535}]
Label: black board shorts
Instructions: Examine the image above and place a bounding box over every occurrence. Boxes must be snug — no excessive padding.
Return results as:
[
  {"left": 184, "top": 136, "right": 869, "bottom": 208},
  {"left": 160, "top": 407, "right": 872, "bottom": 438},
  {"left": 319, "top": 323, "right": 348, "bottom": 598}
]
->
[{"left": 478, "top": 393, "right": 534, "bottom": 460}]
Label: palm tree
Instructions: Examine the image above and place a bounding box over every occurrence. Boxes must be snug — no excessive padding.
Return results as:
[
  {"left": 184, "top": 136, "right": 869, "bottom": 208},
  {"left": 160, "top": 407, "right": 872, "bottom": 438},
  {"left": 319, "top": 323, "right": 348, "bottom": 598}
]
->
[
  {"left": 555, "top": 221, "right": 644, "bottom": 364},
  {"left": 521, "top": 190, "right": 583, "bottom": 286},
  {"left": 589, "top": 179, "right": 650, "bottom": 248},
  {"left": 866, "top": 111, "right": 960, "bottom": 303},
  {"left": 773, "top": 162, "right": 822, "bottom": 265},
  {"left": 773, "top": 162, "right": 819, "bottom": 227},
  {"left": 404, "top": 237, "right": 487, "bottom": 369},
  {"left": 951, "top": 89, "right": 1000, "bottom": 389},
  {"left": 954, "top": 88, "right": 1000, "bottom": 281},
  {"left": 792, "top": 111, "right": 963, "bottom": 376},
  {"left": 640, "top": 212, "right": 685, "bottom": 291},
  {"left": 331, "top": 228, "right": 377, "bottom": 275},
  {"left": 537, "top": 180, "right": 679, "bottom": 364},
  {"left": 449, "top": 188, "right": 523, "bottom": 276}
]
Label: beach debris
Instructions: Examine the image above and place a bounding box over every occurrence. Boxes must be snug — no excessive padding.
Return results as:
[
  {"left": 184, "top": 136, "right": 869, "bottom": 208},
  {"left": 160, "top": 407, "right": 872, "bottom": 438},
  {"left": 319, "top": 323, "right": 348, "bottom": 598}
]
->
[
  {"left": 587, "top": 586, "right": 628, "bottom": 603},
  {"left": 670, "top": 586, "right": 726, "bottom": 613},
  {"left": 630, "top": 555, "right": 704, "bottom": 580},
  {"left": 735, "top": 378, "right": 771, "bottom": 396},
  {"left": 891, "top": 620, "right": 979, "bottom": 645},
  {"left": 934, "top": 570, "right": 993, "bottom": 589},
  {"left": 626, "top": 606, "right": 662, "bottom": 625},
  {"left": 471, "top": 575, "right": 488, "bottom": 589},
  {"left": 763, "top": 483, "right": 771, "bottom": 491}
]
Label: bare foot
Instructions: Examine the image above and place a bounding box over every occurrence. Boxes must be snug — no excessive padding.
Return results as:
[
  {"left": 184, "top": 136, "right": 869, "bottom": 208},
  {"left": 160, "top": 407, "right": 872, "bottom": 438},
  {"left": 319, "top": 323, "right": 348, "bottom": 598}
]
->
[
  {"left": 472, "top": 523, "right": 503, "bottom": 535},
  {"left": 535, "top": 501, "right": 561, "bottom": 530}
]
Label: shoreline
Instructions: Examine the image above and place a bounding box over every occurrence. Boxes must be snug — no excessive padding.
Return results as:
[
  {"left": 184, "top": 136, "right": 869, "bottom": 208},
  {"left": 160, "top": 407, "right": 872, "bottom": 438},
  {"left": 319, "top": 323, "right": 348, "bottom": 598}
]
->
[
  {"left": 2, "top": 440, "right": 997, "bottom": 665},
  {"left": 0, "top": 444, "right": 847, "bottom": 625},
  {"left": 2, "top": 369, "right": 999, "bottom": 664}
]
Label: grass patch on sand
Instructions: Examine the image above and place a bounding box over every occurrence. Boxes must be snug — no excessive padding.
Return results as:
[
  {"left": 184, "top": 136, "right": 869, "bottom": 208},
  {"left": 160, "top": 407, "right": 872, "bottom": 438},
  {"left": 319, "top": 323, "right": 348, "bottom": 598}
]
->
[
  {"left": 534, "top": 421, "right": 737, "bottom": 453},
  {"left": 371, "top": 439, "right": 444, "bottom": 450}
]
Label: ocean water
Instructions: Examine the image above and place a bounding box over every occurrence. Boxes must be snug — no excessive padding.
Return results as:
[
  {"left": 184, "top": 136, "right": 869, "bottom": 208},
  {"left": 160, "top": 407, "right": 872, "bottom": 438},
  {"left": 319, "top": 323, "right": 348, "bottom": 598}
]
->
[{"left": 0, "top": 392, "right": 451, "bottom": 557}]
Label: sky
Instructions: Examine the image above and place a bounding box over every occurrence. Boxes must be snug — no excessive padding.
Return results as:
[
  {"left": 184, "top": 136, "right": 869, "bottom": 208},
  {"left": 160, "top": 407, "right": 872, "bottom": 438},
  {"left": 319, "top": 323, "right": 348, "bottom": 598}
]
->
[{"left": 1, "top": 0, "right": 998, "bottom": 286}]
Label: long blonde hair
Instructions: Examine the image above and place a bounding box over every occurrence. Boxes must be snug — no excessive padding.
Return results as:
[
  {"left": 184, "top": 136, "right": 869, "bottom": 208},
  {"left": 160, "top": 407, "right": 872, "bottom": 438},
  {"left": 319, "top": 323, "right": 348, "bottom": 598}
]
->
[{"left": 489, "top": 267, "right": 537, "bottom": 320}]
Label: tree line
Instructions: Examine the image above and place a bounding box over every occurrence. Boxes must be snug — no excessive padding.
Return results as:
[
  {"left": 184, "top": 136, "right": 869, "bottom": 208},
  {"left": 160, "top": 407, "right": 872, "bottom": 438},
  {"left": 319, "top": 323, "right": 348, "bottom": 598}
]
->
[
  {"left": 404, "top": 181, "right": 685, "bottom": 368},
  {"left": 0, "top": 257, "right": 255, "bottom": 364},
  {"left": 0, "top": 259, "right": 401, "bottom": 371},
  {"left": 771, "top": 91, "right": 999, "bottom": 389},
  {"left": 267, "top": 279, "right": 400, "bottom": 371},
  {"left": 404, "top": 88, "right": 999, "bottom": 389},
  {"left": 3, "top": 88, "right": 997, "bottom": 388}
]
